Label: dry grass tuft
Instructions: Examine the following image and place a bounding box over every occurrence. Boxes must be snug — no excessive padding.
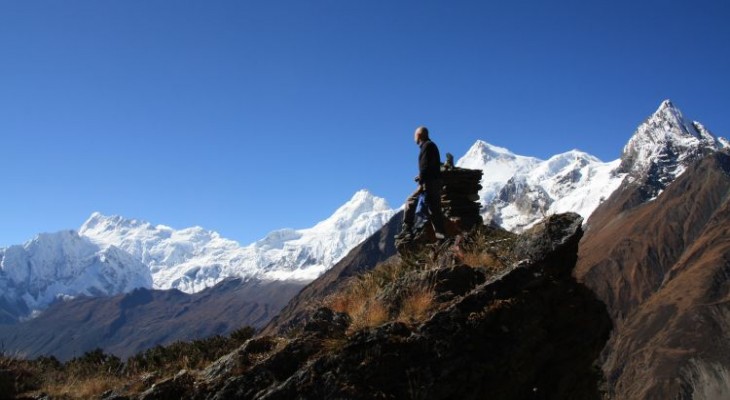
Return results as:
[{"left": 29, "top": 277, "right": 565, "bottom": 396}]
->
[
  {"left": 453, "top": 227, "right": 516, "bottom": 275},
  {"left": 460, "top": 250, "right": 505, "bottom": 273},
  {"left": 328, "top": 276, "right": 391, "bottom": 333},
  {"left": 326, "top": 251, "right": 443, "bottom": 333},
  {"left": 349, "top": 300, "right": 389, "bottom": 332},
  {"left": 327, "top": 257, "right": 424, "bottom": 333},
  {"left": 41, "top": 375, "right": 128, "bottom": 399},
  {"left": 397, "top": 285, "right": 435, "bottom": 324},
  {"left": 326, "top": 227, "right": 518, "bottom": 334}
]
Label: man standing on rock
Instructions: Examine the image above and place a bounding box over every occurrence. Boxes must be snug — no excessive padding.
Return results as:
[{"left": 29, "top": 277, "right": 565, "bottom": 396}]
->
[{"left": 397, "top": 126, "right": 446, "bottom": 241}]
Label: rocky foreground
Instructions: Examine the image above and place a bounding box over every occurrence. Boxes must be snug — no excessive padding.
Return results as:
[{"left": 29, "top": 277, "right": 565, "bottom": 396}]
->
[{"left": 117, "top": 213, "right": 610, "bottom": 400}]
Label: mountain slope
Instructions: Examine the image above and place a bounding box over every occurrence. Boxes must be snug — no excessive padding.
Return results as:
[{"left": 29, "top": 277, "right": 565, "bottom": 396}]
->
[
  {"left": 261, "top": 211, "right": 404, "bottom": 336},
  {"left": 575, "top": 151, "right": 730, "bottom": 399},
  {"left": 133, "top": 213, "right": 611, "bottom": 400},
  {"left": 0, "top": 278, "right": 305, "bottom": 361}
]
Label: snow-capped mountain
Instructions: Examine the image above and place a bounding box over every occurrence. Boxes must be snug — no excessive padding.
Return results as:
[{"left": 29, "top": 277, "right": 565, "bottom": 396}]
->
[
  {"left": 456, "top": 143, "right": 625, "bottom": 232},
  {"left": 455, "top": 141, "right": 541, "bottom": 205},
  {"left": 0, "top": 190, "right": 394, "bottom": 317},
  {"left": 0, "top": 231, "right": 152, "bottom": 314},
  {"left": 80, "top": 189, "right": 395, "bottom": 292},
  {"left": 619, "top": 99, "right": 727, "bottom": 198},
  {"left": 250, "top": 190, "right": 395, "bottom": 282},
  {"left": 457, "top": 100, "right": 726, "bottom": 231}
]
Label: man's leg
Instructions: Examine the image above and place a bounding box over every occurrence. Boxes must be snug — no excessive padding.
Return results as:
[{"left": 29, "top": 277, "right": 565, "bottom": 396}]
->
[
  {"left": 398, "top": 188, "right": 421, "bottom": 237},
  {"left": 424, "top": 181, "right": 446, "bottom": 239}
]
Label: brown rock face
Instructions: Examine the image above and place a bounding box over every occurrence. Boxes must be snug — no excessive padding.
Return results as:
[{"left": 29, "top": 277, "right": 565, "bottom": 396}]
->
[
  {"left": 148, "top": 213, "right": 610, "bottom": 400},
  {"left": 576, "top": 151, "right": 730, "bottom": 399}
]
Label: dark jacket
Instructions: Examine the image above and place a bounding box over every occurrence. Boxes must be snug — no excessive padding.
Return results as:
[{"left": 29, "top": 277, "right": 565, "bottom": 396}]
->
[{"left": 418, "top": 139, "right": 441, "bottom": 183}]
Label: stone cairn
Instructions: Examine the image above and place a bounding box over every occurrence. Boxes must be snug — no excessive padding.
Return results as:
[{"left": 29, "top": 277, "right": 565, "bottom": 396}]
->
[{"left": 440, "top": 153, "right": 483, "bottom": 233}]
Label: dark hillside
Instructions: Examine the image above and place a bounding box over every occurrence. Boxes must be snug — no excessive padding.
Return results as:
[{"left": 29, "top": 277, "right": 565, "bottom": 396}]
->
[
  {"left": 0, "top": 278, "right": 304, "bottom": 361},
  {"left": 576, "top": 151, "right": 730, "bottom": 399}
]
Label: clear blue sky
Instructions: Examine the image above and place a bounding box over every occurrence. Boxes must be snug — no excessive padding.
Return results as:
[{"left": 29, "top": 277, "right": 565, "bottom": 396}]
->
[{"left": 1, "top": 0, "right": 728, "bottom": 247}]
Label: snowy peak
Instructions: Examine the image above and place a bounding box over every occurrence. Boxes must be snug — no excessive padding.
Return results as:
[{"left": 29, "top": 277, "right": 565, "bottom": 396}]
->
[
  {"left": 620, "top": 100, "right": 724, "bottom": 171},
  {"left": 311, "top": 189, "right": 391, "bottom": 231},
  {"left": 0, "top": 230, "right": 152, "bottom": 314},
  {"left": 80, "top": 212, "right": 226, "bottom": 268},
  {"left": 1, "top": 188, "right": 397, "bottom": 318},
  {"left": 451, "top": 138, "right": 623, "bottom": 233},
  {"left": 457, "top": 140, "right": 542, "bottom": 204},
  {"left": 80, "top": 212, "right": 173, "bottom": 238},
  {"left": 484, "top": 148, "right": 623, "bottom": 232},
  {"left": 530, "top": 150, "right": 601, "bottom": 181},
  {"left": 458, "top": 140, "right": 541, "bottom": 168},
  {"left": 461, "top": 140, "right": 517, "bottom": 163},
  {"left": 619, "top": 100, "right": 726, "bottom": 196},
  {"left": 260, "top": 190, "right": 395, "bottom": 281}
]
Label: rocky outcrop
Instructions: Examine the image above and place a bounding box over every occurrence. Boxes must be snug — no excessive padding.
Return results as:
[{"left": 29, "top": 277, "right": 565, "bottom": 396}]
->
[
  {"left": 576, "top": 151, "right": 730, "bottom": 399},
  {"left": 139, "top": 213, "right": 611, "bottom": 400}
]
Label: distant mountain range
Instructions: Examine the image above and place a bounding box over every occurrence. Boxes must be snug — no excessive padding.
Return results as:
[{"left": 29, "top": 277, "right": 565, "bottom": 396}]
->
[
  {"left": 461, "top": 99, "right": 726, "bottom": 231},
  {"left": 0, "top": 190, "right": 394, "bottom": 321}
]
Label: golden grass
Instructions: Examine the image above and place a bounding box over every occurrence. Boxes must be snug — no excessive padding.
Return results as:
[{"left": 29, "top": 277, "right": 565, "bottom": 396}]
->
[
  {"left": 34, "top": 375, "right": 130, "bottom": 399},
  {"left": 326, "top": 254, "right": 442, "bottom": 333},
  {"left": 349, "top": 300, "right": 389, "bottom": 332},
  {"left": 460, "top": 250, "right": 505, "bottom": 273},
  {"left": 326, "top": 259, "right": 410, "bottom": 333},
  {"left": 326, "top": 228, "right": 519, "bottom": 335},
  {"left": 397, "top": 286, "right": 435, "bottom": 324}
]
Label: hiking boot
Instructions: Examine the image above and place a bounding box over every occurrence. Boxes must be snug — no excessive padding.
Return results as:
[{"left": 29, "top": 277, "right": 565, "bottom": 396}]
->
[{"left": 395, "top": 225, "right": 414, "bottom": 240}]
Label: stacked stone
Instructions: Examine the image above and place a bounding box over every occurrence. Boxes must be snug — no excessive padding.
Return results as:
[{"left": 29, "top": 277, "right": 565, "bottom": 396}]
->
[{"left": 440, "top": 167, "right": 483, "bottom": 231}]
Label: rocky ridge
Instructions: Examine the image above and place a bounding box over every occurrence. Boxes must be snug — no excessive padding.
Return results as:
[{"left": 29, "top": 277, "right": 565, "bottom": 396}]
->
[{"left": 127, "top": 213, "right": 611, "bottom": 400}]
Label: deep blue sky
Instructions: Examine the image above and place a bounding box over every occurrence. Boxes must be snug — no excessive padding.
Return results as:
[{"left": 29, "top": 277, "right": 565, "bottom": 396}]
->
[{"left": 1, "top": 0, "right": 728, "bottom": 247}]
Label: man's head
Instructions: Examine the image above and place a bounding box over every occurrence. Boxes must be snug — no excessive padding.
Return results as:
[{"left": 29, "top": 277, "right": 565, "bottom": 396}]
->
[{"left": 414, "top": 126, "right": 429, "bottom": 144}]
